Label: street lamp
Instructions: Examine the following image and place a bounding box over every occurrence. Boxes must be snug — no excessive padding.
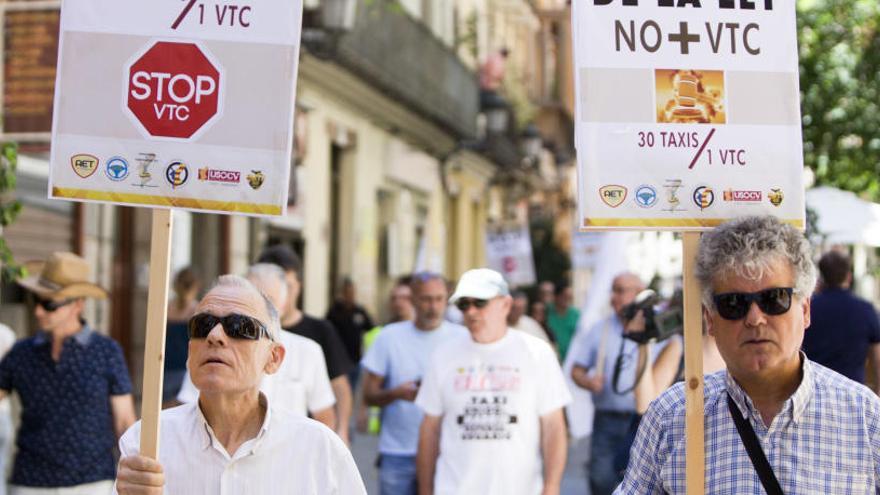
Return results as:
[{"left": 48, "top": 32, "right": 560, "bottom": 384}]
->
[
  {"left": 482, "top": 92, "right": 510, "bottom": 135},
  {"left": 322, "top": 0, "right": 358, "bottom": 31},
  {"left": 302, "top": 0, "right": 358, "bottom": 58},
  {"left": 520, "top": 123, "right": 543, "bottom": 161}
]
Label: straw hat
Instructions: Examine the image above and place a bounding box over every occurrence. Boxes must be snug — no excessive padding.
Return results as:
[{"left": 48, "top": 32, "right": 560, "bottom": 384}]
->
[{"left": 16, "top": 252, "right": 108, "bottom": 301}]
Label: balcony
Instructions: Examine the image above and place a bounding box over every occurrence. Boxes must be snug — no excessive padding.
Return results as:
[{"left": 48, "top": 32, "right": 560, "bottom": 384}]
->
[{"left": 303, "top": 2, "right": 479, "bottom": 140}]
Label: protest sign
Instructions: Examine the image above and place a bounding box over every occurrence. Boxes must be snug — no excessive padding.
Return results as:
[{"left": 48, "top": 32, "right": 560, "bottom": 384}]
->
[
  {"left": 49, "top": 0, "right": 302, "bottom": 216},
  {"left": 49, "top": 0, "right": 303, "bottom": 459},
  {"left": 572, "top": 3, "right": 805, "bottom": 492},
  {"left": 485, "top": 225, "right": 537, "bottom": 287},
  {"left": 573, "top": 1, "right": 804, "bottom": 230}
]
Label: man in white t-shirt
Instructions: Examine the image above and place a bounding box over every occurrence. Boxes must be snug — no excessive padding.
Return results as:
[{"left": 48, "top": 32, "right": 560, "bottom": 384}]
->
[
  {"left": 362, "top": 272, "right": 466, "bottom": 495},
  {"left": 176, "top": 264, "right": 336, "bottom": 426},
  {"left": 415, "top": 269, "right": 571, "bottom": 495}
]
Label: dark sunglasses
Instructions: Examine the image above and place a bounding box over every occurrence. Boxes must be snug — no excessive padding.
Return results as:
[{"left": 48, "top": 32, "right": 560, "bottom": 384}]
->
[
  {"left": 711, "top": 288, "right": 795, "bottom": 321},
  {"left": 455, "top": 298, "right": 490, "bottom": 311},
  {"left": 188, "top": 313, "right": 273, "bottom": 341},
  {"left": 35, "top": 297, "right": 75, "bottom": 312}
]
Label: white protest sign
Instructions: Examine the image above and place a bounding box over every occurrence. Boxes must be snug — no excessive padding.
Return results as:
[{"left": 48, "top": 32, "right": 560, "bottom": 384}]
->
[
  {"left": 573, "top": 1, "right": 804, "bottom": 230},
  {"left": 49, "top": 0, "right": 302, "bottom": 216},
  {"left": 485, "top": 226, "right": 537, "bottom": 287}
]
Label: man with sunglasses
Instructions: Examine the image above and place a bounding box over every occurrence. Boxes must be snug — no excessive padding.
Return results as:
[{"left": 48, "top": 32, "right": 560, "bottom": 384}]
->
[
  {"left": 0, "top": 252, "right": 136, "bottom": 495},
  {"left": 175, "top": 264, "right": 337, "bottom": 428},
  {"left": 617, "top": 216, "right": 880, "bottom": 494},
  {"left": 416, "top": 269, "right": 571, "bottom": 495},
  {"left": 115, "top": 275, "right": 365, "bottom": 494}
]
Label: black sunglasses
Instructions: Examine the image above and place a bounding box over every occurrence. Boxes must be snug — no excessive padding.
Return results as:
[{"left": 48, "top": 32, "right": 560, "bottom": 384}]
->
[
  {"left": 456, "top": 298, "right": 490, "bottom": 311},
  {"left": 711, "top": 288, "right": 795, "bottom": 321},
  {"left": 188, "top": 313, "right": 273, "bottom": 341},
  {"left": 35, "top": 297, "right": 75, "bottom": 312}
]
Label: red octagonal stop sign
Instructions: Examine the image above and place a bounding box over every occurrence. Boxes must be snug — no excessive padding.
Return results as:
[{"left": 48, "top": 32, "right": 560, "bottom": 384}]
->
[{"left": 125, "top": 41, "right": 224, "bottom": 140}]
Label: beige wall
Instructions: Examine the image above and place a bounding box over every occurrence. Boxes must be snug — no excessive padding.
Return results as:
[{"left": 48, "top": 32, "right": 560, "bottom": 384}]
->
[
  {"left": 445, "top": 151, "right": 494, "bottom": 280},
  {"left": 296, "top": 65, "right": 453, "bottom": 317}
]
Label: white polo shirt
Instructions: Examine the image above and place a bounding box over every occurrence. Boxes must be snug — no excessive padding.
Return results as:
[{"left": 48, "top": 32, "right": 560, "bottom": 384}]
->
[
  {"left": 178, "top": 331, "right": 335, "bottom": 415},
  {"left": 115, "top": 397, "right": 365, "bottom": 495}
]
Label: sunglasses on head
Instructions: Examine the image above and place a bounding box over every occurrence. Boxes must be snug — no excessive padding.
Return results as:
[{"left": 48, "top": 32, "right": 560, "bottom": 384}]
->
[
  {"left": 711, "top": 287, "right": 795, "bottom": 321},
  {"left": 188, "top": 313, "right": 273, "bottom": 341},
  {"left": 455, "top": 298, "right": 490, "bottom": 311},
  {"left": 35, "top": 297, "right": 75, "bottom": 312}
]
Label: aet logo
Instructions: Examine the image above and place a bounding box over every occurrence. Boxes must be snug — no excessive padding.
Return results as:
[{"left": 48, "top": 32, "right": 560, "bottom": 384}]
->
[
  {"left": 599, "top": 185, "right": 627, "bottom": 207},
  {"left": 70, "top": 154, "right": 99, "bottom": 178}
]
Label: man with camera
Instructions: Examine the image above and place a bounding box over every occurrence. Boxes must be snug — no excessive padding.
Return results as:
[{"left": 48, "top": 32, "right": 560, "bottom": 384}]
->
[
  {"left": 571, "top": 272, "right": 677, "bottom": 495},
  {"left": 617, "top": 216, "right": 880, "bottom": 493}
]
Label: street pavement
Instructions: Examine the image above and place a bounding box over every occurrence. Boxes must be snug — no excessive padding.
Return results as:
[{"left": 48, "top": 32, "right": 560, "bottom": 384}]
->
[{"left": 350, "top": 429, "right": 593, "bottom": 495}]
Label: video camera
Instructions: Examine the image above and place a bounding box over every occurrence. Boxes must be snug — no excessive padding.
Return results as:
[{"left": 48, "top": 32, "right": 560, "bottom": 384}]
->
[{"left": 620, "top": 289, "right": 683, "bottom": 345}]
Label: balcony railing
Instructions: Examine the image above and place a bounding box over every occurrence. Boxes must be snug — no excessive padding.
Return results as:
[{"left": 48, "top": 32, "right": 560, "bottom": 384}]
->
[{"left": 306, "top": 2, "right": 479, "bottom": 139}]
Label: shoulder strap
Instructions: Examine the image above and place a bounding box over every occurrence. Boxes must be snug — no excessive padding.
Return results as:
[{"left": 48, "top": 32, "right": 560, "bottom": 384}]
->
[{"left": 727, "top": 393, "right": 784, "bottom": 495}]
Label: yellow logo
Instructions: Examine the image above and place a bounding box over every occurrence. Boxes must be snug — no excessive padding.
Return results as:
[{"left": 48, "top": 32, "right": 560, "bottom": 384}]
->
[
  {"left": 247, "top": 170, "right": 265, "bottom": 190},
  {"left": 769, "top": 188, "right": 784, "bottom": 207},
  {"left": 70, "top": 154, "right": 99, "bottom": 178},
  {"left": 599, "top": 185, "right": 627, "bottom": 208}
]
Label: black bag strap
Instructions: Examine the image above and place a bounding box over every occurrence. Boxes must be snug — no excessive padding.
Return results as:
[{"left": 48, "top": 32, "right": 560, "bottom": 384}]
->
[{"left": 727, "top": 393, "right": 784, "bottom": 495}]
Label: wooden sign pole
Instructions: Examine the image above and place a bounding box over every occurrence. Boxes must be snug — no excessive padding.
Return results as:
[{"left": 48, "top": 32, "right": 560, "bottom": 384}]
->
[
  {"left": 682, "top": 232, "right": 705, "bottom": 495},
  {"left": 139, "top": 208, "right": 173, "bottom": 458}
]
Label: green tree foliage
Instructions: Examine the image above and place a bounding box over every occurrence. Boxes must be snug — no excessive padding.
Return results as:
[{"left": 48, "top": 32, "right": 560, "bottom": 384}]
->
[
  {"left": 798, "top": 0, "right": 880, "bottom": 200},
  {"left": 0, "top": 142, "right": 24, "bottom": 283}
]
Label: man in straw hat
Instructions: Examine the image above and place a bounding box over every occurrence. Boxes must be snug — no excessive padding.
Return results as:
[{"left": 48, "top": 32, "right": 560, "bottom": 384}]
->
[{"left": 0, "top": 252, "right": 136, "bottom": 494}]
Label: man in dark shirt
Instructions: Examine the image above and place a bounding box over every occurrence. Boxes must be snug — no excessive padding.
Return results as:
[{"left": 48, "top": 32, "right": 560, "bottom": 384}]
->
[
  {"left": 1, "top": 252, "right": 135, "bottom": 493},
  {"left": 803, "top": 250, "right": 880, "bottom": 390},
  {"left": 326, "top": 277, "right": 374, "bottom": 390},
  {"left": 258, "top": 245, "right": 354, "bottom": 444}
]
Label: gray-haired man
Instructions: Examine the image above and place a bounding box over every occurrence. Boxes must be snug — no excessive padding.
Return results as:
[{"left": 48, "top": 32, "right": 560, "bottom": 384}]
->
[
  {"left": 618, "top": 216, "right": 880, "bottom": 493},
  {"left": 175, "top": 264, "right": 337, "bottom": 428},
  {"left": 115, "top": 275, "right": 365, "bottom": 494}
]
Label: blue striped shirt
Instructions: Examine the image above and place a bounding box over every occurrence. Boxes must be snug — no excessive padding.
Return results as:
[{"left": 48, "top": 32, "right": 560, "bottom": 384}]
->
[{"left": 616, "top": 357, "right": 880, "bottom": 494}]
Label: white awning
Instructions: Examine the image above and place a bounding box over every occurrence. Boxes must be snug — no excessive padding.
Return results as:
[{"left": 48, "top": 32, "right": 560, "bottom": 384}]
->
[{"left": 806, "top": 186, "right": 880, "bottom": 247}]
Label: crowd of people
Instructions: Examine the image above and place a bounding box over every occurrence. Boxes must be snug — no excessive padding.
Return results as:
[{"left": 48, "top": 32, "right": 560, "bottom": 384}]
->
[{"left": 0, "top": 215, "right": 879, "bottom": 494}]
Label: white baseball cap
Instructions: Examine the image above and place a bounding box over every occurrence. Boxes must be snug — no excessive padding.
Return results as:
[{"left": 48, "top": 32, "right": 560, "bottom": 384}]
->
[{"left": 449, "top": 268, "right": 510, "bottom": 303}]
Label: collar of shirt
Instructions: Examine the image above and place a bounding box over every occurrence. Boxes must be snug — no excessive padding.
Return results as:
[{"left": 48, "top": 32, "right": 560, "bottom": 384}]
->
[
  {"left": 33, "top": 321, "right": 94, "bottom": 347},
  {"left": 194, "top": 392, "right": 272, "bottom": 460},
  {"left": 725, "top": 352, "right": 814, "bottom": 428}
]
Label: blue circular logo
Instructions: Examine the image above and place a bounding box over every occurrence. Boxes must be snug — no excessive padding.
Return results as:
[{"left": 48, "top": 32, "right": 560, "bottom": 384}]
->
[
  {"left": 166, "top": 161, "right": 189, "bottom": 189},
  {"left": 634, "top": 185, "right": 658, "bottom": 208},
  {"left": 105, "top": 156, "right": 129, "bottom": 181},
  {"left": 693, "top": 186, "right": 715, "bottom": 210}
]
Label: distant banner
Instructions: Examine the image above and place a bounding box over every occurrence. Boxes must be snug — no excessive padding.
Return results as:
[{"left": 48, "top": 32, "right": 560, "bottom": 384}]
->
[
  {"left": 48, "top": 0, "right": 302, "bottom": 216},
  {"left": 485, "top": 226, "right": 537, "bottom": 287},
  {"left": 571, "top": 232, "right": 604, "bottom": 269},
  {"left": 572, "top": 1, "right": 804, "bottom": 231}
]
